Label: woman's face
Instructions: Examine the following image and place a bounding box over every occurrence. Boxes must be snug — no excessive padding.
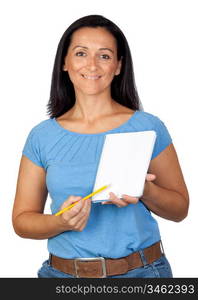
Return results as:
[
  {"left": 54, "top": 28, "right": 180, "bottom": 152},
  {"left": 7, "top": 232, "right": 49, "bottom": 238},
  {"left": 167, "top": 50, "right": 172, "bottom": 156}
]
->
[{"left": 63, "top": 27, "right": 122, "bottom": 97}]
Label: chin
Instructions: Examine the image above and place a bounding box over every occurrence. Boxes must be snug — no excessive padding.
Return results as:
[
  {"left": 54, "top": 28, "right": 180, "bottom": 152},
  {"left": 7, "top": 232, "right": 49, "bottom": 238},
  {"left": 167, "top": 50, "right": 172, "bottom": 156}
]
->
[
  {"left": 77, "top": 86, "right": 106, "bottom": 96},
  {"left": 84, "top": 89, "right": 103, "bottom": 95},
  {"left": 74, "top": 81, "right": 111, "bottom": 97}
]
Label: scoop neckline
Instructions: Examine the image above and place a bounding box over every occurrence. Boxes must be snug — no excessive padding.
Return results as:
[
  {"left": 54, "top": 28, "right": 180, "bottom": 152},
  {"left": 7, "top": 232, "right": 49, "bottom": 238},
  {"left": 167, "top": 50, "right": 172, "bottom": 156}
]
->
[{"left": 52, "top": 110, "right": 139, "bottom": 136}]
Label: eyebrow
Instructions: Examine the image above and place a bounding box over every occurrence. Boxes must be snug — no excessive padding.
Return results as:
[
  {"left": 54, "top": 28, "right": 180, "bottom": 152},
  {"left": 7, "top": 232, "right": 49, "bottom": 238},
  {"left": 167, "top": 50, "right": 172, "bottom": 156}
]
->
[{"left": 72, "top": 45, "right": 114, "bottom": 53}]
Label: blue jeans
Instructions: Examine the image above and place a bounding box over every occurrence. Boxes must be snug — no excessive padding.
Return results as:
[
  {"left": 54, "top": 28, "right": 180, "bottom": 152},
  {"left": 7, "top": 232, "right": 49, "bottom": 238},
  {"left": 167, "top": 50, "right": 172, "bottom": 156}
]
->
[{"left": 37, "top": 255, "right": 173, "bottom": 278}]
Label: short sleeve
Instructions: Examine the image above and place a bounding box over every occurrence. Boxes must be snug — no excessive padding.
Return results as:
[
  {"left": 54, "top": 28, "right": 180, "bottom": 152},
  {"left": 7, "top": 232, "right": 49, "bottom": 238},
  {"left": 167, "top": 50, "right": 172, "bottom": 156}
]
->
[
  {"left": 22, "top": 128, "right": 44, "bottom": 168},
  {"left": 151, "top": 117, "right": 172, "bottom": 160}
]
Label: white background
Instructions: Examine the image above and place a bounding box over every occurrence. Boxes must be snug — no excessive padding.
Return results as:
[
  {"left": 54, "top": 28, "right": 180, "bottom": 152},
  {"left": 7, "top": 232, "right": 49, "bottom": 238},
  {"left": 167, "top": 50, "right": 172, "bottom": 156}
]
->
[{"left": 0, "top": 0, "right": 197, "bottom": 277}]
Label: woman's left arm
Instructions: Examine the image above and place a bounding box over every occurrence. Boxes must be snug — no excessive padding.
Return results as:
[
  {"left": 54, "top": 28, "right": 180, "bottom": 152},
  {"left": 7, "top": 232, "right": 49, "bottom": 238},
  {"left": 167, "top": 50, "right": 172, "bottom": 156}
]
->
[
  {"left": 140, "top": 143, "right": 189, "bottom": 222},
  {"left": 106, "top": 144, "right": 189, "bottom": 222}
]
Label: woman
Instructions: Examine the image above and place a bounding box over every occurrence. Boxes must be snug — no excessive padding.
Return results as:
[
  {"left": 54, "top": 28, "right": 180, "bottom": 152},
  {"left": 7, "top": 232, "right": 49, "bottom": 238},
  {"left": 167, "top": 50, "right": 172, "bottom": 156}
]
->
[{"left": 12, "top": 15, "right": 189, "bottom": 278}]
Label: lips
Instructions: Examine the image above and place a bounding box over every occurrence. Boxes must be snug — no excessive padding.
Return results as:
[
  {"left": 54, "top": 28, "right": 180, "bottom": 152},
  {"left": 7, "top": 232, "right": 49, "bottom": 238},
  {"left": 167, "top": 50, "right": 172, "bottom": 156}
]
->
[{"left": 82, "top": 74, "right": 101, "bottom": 80}]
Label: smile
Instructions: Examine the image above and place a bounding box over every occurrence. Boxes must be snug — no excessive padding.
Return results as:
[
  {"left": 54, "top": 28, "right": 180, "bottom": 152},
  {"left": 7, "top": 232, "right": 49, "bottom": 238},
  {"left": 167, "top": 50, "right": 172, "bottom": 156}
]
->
[{"left": 82, "top": 74, "right": 101, "bottom": 80}]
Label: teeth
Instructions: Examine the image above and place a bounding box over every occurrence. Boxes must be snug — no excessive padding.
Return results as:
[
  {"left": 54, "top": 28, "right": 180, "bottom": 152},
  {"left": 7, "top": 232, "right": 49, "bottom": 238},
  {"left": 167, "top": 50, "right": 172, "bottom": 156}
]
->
[{"left": 82, "top": 75, "right": 100, "bottom": 80}]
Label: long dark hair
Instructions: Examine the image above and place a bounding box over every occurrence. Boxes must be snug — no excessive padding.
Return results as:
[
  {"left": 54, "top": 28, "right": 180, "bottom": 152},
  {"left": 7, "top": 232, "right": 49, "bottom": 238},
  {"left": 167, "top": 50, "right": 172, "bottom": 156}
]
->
[{"left": 47, "top": 15, "right": 141, "bottom": 118}]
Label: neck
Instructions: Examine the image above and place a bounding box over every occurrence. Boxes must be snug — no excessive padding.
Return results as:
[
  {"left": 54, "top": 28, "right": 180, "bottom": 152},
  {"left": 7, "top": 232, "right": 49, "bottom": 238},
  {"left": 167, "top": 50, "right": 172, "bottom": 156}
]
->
[{"left": 70, "top": 91, "right": 117, "bottom": 123}]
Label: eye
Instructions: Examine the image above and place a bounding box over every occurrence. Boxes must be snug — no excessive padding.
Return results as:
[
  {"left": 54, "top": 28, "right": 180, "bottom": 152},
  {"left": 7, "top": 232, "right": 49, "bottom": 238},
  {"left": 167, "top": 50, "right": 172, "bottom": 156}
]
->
[
  {"left": 100, "top": 54, "right": 111, "bottom": 60},
  {"left": 75, "top": 51, "right": 86, "bottom": 57}
]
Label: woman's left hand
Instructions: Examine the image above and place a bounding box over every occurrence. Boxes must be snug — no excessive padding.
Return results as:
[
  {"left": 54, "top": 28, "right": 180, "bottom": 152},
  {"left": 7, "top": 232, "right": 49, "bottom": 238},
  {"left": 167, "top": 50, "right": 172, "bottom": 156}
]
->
[{"left": 102, "top": 173, "right": 156, "bottom": 207}]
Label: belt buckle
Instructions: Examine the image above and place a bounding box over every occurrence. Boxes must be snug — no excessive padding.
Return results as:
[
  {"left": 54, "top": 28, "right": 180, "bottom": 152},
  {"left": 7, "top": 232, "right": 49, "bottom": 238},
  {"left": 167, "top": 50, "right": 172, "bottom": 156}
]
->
[{"left": 74, "top": 257, "right": 107, "bottom": 278}]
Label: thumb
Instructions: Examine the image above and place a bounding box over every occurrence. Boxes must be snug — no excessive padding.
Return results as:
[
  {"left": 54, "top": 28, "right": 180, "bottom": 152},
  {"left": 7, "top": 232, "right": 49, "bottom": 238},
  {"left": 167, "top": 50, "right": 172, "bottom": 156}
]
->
[{"left": 146, "top": 173, "right": 156, "bottom": 181}]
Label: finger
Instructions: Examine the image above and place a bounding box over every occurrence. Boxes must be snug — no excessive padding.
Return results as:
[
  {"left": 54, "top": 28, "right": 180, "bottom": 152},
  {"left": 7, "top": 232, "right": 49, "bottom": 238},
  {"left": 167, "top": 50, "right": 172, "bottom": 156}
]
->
[
  {"left": 74, "top": 216, "right": 89, "bottom": 231},
  {"left": 65, "top": 198, "right": 84, "bottom": 218},
  {"left": 121, "top": 194, "right": 139, "bottom": 204},
  {"left": 108, "top": 192, "right": 128, "bottom": 207},
  {"left": 145, "top": 173, "right": 156, "bottom": 181},
  {"left": 71, "top": 199, "right": 91, "bottom": 230},
  {"left": 81, "top": 198, "right": 92, "bottom": 214},
  {"left": 74, "top": 205, "right": 91, "bottom": 230},
  {"left": 70, "top": 198, "right": 91, "bottom": 221},
  {"left": 101, "top": 201, "right": 113, "bottom": 205}
]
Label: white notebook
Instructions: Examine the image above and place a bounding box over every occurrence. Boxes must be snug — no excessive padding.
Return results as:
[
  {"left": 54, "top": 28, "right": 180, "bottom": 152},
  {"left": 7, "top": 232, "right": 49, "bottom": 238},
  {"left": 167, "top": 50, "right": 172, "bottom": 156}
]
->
[{"left": 92, "top": 130, "right": 156, "bottom": 202}]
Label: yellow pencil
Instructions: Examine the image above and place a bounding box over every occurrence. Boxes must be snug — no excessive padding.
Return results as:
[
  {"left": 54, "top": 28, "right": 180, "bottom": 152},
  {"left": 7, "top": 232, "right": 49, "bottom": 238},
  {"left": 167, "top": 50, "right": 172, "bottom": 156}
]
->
[{"left": 55, "top": 184, "right": 110, "bottom": 216}]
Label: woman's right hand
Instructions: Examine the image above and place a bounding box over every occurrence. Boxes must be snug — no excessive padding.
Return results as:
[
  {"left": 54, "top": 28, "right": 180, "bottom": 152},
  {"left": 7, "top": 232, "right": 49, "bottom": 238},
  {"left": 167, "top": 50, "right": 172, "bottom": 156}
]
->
[{"left": 58, "top": 196, "right": 92, "bottom": 232}]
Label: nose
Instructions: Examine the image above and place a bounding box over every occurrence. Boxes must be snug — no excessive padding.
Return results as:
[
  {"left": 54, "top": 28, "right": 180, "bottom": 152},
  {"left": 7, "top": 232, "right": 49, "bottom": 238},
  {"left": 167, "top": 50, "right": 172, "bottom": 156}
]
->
[{"left": 86, "top": 56, "right": 98, "bottom": 71}]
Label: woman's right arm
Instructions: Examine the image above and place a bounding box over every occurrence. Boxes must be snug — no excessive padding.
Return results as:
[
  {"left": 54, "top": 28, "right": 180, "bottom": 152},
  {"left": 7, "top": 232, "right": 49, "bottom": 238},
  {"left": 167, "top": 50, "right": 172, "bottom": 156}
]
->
[{"left": 12, "top": 156, "right": 91, "bottom": 239}]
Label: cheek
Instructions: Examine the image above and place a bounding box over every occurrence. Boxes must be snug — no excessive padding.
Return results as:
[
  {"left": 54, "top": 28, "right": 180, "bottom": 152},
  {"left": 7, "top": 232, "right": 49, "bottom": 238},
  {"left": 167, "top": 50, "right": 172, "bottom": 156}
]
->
[
  {"left": 66, "top": 58, "right": 86, "bottom": 72},
  {"left": 104, "top": 65, "right": 118, "bottom": 80},
  {"left": 105, "top": 61, "right": 119, "bottom": 74},
  {"left": 68, "top": 63, "right": 82, "bottom": 72},
  {"left": 67, "top": 63, "right": 84, "bottom": 83}
]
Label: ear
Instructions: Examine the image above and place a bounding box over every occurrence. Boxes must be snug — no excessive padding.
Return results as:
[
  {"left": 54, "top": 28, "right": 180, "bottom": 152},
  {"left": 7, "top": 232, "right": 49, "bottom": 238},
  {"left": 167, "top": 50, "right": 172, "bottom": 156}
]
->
[
  {"left": 62, "top": 56, "right": 68, "bottom": 72},
  {"left": 115, "top": 58, "right": 122, "bottom": 76}
]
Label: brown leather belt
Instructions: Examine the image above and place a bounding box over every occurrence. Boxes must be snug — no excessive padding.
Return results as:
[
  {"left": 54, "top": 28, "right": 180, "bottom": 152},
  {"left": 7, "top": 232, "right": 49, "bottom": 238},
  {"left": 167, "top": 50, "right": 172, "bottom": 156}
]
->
[{"left": 50, "top": 241, "right": 163, "bottom": 278}]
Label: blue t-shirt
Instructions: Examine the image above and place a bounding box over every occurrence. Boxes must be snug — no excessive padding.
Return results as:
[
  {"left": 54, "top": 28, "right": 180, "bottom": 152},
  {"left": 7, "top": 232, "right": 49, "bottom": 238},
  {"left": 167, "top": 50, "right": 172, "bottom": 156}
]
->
[{"left": 22, "top": 110, "right": 172, "bottom": 259}]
